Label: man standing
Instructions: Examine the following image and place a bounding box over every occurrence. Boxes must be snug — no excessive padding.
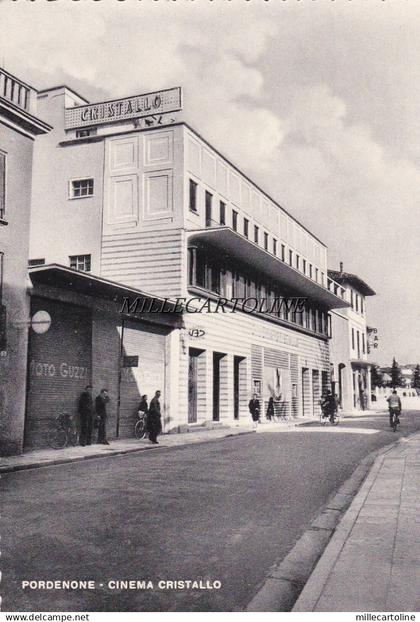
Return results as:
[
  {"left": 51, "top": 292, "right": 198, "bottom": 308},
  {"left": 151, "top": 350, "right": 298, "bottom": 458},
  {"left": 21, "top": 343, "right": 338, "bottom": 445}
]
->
[
  {"left": 78, "top": 384, "right": 94, "bottom": 446},
  {"left": 95, "top": 388, "right": 110, "bottom": 445},
  {"left": 148, "top": 390, "right": 162, "bottom": 444},
  {"left": 248, "top": 394, "right": 260, "bottom": 428},
  {"left": 386, "top": 390, "right": 402, "bottom": 427}
]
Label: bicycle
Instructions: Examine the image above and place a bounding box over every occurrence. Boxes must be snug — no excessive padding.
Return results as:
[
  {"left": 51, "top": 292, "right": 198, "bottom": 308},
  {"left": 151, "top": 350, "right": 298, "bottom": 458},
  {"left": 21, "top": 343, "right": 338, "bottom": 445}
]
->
[
  {"left": 134, "top": 411, "right": 148, "bottom": 439},
  {"left": 320, "top": 408, "right": 340, "bottom": 426},
  {"left": 47, "top": 413, "right": 79, "bottom": 449},
  {"left": 390, "top": 408, "right": 400, "bottom": 433}
]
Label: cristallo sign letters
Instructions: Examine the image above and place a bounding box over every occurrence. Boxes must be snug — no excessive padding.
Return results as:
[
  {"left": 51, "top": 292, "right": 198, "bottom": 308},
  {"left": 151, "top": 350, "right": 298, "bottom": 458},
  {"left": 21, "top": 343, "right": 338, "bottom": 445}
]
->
[{"left": 65, "top": 86, "right": 182, "bottom": 129}]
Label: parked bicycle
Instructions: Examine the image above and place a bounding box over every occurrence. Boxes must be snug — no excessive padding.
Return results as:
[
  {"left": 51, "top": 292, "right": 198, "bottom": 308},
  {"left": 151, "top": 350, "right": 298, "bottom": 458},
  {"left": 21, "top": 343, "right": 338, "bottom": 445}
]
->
[
  {"left": 134, "top": 411, "right": 148, "bottom": 439},
  {"left": 47, "top": 413, "right": 79, "bottom": 449}
]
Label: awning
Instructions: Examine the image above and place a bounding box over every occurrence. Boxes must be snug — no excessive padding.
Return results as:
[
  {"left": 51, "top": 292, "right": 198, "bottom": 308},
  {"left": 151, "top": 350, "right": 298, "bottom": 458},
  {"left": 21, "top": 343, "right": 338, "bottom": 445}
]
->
[
  {"left": 350, "top": 359, "right": 371, "bottom": 369},
  {"left": 28, "top": 264, "right": 183, "bottom": 328},
  {"left": 188, "top": 228, "right": 350, "bottom": 310}
]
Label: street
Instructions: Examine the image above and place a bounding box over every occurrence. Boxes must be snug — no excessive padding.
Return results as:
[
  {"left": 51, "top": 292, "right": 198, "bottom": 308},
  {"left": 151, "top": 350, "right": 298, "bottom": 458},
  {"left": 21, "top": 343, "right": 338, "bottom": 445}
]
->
[{"left": 2, "top": 410, "right": 420, "bottom": 612}]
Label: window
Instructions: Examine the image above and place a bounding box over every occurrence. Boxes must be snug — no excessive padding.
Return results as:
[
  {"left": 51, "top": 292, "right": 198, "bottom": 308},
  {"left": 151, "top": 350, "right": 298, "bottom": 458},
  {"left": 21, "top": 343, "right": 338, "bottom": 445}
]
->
[
  {"left": 327, "top": 313, "right": 332, "bottom": 338},
  {"left": 296, "top": 254, "right": 300, "bottom": 270},
  {"left": 309, "top": 264, "right": 313, "bottom": 279},
  {"left": 357, "top": 330, "right": 360, "bottom": 357},
  {"left": 28, "top": 259, "right": 45, "bottom": 267},
  {"left": 361, "top": 297, "right": 364, "bottom": 315},
  {"left": 355, "top": 294, "right": 359, "bottom": 313},
  {"left": 315, "top": 267, "right": 319, "bottom": 282},
  {"left": 362, "top": 333, "right": 366, "bottom": 354},
  {"left": 281, "top": 244, "right": 285, "bottom": 261},
  {"left": 205, "top": 191, "right": 212, "bottom": 227},
  {"left": 351, "top": 327, "right": 355, "bottom": 350},
  {"left": 273, "top": 239, "right": 277, "bottom": 256},
  {"left": 243, "top": 218, "right": 249, "bottom": 238},
  {"left": 219, "top": 201, "right": 226, "bottom": 225},
  {"left": 321, "top": 272, "right": 325, "bottom": 286},
  {"left": 189, "top": 179, "right": 198, "bottom": 212},
  {"left": 232, "top": 210, "right": 238, "bottom": 232},
  {"left": 350, "top": 289, "right": 354, "bottom": 308},
  {"left": 0, "top": 151, "right": 6, "bottom": 219},
  {"left": 70, "top": 254, "right": 91, "bottom": 272},
  {"left": 76, "top": 128, "right": 97, "bottom": 138},
  {"left": 303, "top": 259, "right": 307, "bottom": 274},
  {"left": 70, "top": 178, "right": 94, "bottom": 198},
  {"left": 264, "top": 232, "right": 268, "bottom": 251},
  {"left": 254, "top": 225, "right": 259, "bottom": 244},
  {"left": 289, "top": 249, "right": 293, "bottom": 266}
]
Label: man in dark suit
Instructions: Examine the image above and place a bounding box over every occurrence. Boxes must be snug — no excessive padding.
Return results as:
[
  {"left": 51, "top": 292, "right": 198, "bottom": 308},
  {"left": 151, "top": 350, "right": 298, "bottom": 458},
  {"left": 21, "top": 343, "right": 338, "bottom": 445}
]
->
[
  {"left": 95, "top": 388, "right": 110, "bottom": 445},
  {"left": 78, "top": 384, "right": 94, "bottom": 446},
  {"left": 148, "top": 390, "right": 162, "bottom": 444}
]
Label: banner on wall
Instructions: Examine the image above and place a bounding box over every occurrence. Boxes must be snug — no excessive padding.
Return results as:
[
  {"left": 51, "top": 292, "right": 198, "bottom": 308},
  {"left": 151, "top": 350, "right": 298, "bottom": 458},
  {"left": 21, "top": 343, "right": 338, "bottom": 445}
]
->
[{"left": 264, "top": 366, "right": 291, "bottom": 403}]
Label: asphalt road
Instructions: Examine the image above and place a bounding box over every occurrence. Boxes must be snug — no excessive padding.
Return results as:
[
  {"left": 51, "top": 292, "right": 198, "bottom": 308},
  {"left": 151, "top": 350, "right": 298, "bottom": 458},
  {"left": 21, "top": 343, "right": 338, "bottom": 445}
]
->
[{"left": 2, "top": 410, "right": 420, "bottom": 612}]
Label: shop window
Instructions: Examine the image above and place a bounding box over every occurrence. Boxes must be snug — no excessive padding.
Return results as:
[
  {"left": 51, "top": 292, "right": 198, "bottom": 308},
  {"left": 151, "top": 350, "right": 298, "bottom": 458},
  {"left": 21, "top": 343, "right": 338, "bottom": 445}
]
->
[
  {"left": 0, "top": 151, "right": 6, "bottom": 219},
  {"left": 69, "top": 178, "right": 94, "bottom": 199},
  {"left": 69, "top": 254, "right": 91, "bottom": 272},
  {"left": 189, "top": 179, "right": 198, "bottom": 212},
  {"left": 219, "top": 201, "right": 226, "bottom": 225},
  {"left": 195, "top": 251, "right": 207, "bottom": 289},
  {"left": 243, "top": 218, "right": 249, "bottom": 238},
  {"left": 327, "top": 313, "right": 332, "bottom": 338}
]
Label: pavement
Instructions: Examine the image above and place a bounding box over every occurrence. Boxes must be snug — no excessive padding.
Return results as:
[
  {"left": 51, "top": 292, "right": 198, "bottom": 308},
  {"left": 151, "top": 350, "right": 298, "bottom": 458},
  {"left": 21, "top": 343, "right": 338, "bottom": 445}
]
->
[
  {"left": 0, "top": 416, "right": 313, "bottom": 474},
  {"left": 292, "top": 430, "right": 420, "bottom": 612}
]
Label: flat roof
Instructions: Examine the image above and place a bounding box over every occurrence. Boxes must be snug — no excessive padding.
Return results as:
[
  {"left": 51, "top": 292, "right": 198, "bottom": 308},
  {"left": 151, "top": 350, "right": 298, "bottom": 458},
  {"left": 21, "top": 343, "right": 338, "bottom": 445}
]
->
[
  {"left": 328, "top": 270, "right": 376, "bottom": 296},
  {"left": 38, "top": 85, "right": 89, "bottom": 104},
  {"left": 188, "top": 228, "right": 349, "bottom": 310}
]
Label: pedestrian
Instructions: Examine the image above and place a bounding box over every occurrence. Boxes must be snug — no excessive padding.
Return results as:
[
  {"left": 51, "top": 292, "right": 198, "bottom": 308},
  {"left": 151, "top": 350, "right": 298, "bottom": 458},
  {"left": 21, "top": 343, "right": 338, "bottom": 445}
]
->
[
  {"left": 138, "top": 394, "right": 149, "bottom": 440},
  {"left": 266, "top": 396, "right": 275, "bottom": 421},
  {"left": 360, "top": 389, "right": 366, "bottom": 411},
  {"left": 95, "top": 388, "right": 110, "bottom": 445},
  {"left": 148, "top": 390, "right": 162, "bottom": 444},
  {"left": 248, "top": 394, "right": 260, "bottom": 428},
  {"left": 78, "top": 384, "right": 94, "bottom": 446}
]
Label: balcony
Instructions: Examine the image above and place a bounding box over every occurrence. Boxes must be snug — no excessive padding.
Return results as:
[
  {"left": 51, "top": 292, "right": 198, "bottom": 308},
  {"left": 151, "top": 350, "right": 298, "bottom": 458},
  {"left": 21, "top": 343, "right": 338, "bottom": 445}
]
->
[
  {"left": 187, "top": 227, "right": 350, "bottom": 310},
  {"left": 0, "top": 68, "right": 36, "bottom": 114}
]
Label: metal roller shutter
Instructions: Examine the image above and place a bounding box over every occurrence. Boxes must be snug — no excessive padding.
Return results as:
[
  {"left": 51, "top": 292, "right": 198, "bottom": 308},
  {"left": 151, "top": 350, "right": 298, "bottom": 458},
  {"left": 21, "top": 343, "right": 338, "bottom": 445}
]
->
[
  {"left": 24, "top": 297, "right": 92, "bottom": 449},
  {"left": 118, "top": 320, "right": 168, "bottom": 438}
]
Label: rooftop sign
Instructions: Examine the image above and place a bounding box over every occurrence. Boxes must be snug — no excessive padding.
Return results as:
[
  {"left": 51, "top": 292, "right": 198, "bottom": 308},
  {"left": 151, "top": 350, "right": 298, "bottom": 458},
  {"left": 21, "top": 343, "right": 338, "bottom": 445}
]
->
[{"left": 65, "top": 86, "right": 182, "bottom": 129}]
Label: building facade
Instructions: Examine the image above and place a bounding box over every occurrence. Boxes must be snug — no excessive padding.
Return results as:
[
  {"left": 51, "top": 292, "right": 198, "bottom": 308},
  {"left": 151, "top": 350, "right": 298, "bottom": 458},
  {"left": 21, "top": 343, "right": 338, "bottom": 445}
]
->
[
  {"left": 328, "top": 264, "right": 376, "bottom": 412},
  {"left": 25, "top": 84, "right": 350, "bottom": 446},
  {"left": 0, "top": 68, "right": 51, "bottom": 455}
]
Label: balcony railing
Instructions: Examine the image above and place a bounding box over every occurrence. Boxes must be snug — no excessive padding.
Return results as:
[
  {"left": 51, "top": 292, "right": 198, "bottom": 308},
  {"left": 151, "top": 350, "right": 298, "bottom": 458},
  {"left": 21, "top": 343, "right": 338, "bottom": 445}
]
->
[{"left": 0, "top": 68, "right": 36, "bottom": 115}]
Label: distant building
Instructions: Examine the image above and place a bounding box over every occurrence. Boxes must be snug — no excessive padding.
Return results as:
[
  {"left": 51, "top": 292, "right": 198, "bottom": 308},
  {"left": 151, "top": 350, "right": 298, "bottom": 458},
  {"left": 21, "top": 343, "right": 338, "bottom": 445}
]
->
[
  {"left": 328, "top": 263, "right": 376, "bottom": 411},
  {"left": 0, "top": 68, "right": 51, "bottom": 455}
]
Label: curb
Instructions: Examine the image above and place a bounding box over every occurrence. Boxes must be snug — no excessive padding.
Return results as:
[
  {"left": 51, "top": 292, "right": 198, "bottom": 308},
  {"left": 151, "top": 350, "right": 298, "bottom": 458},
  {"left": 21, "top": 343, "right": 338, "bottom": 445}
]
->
[
  {"left": 245, "top": 436, "right": 405, "bottom": 612},
  {"left": 0, "top": 429, "right": 256, "bottom": 474}
]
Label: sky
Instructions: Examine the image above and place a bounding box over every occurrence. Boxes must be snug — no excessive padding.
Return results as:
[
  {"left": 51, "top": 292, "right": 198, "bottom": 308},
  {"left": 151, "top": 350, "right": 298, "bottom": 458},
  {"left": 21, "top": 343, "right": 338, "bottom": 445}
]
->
[{"left": 1, "top": 0, "right": 419, "bottom": 366}]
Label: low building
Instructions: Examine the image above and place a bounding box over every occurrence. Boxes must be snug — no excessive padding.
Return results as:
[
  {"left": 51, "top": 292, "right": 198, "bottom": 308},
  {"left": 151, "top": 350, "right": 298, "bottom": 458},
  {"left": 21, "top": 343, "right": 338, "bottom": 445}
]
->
[
  {"left": 0, "top": 68, "right": 51, "bottom": 455},
  {"left": 24, "top": 82, "right": 350, "bottom": 446},
  {"left": 328, "top": 264, "right": 376, "bottom": 412}
]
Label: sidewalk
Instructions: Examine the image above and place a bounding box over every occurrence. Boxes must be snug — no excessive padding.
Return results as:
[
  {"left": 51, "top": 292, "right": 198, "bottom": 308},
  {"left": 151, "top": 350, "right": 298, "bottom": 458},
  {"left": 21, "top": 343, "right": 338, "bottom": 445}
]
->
[
  {"left": 0, "top": 417, "right": 309, "bottom": 474},
  {"left": 293, "top": 431, "right": 420, "bottom": 612}
]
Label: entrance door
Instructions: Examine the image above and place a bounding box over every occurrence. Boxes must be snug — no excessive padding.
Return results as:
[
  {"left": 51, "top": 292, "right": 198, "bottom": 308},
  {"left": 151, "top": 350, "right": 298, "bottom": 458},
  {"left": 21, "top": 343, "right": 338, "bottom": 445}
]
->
[
  {"left": 233, "top": 356, "right": 240, "bottom": 420},
  {"left": 301, "top": 367, "right": 310, "bottom": 417},
  {"left": 213, "top": 352, "right": 221, "bottom": 421},
  {"left": 188, "top": 350, "right": 199, "bottom": 423}
]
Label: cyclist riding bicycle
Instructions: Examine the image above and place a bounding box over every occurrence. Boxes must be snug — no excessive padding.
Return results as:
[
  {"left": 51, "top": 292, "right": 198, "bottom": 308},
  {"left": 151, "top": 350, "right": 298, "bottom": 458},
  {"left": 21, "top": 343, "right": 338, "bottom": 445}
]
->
[
  {"left": 320, "top": 390, "right": 337, "bottom": 422},
  {"left": 386, "top": 390, "right": 401, "bottom": 427}
]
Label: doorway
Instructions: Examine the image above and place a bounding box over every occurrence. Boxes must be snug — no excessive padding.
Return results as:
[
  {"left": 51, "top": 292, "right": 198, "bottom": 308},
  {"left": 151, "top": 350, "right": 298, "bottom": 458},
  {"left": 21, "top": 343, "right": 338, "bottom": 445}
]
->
[{"left": 188, "top": 349, "right": 200, "bottom": 423}]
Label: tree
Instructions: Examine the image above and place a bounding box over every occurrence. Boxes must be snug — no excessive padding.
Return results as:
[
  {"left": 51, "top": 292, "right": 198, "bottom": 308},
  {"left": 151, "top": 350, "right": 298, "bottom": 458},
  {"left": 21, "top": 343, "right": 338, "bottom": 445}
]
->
[
  {"left": 413, "top": 364, "right": 420, "bottom": 390},
  {"left": 391, "top": 357, "right": 403, "bottom": 388},
  {"left": 371, "top": 365, "right": 384, "bottom": 388}
]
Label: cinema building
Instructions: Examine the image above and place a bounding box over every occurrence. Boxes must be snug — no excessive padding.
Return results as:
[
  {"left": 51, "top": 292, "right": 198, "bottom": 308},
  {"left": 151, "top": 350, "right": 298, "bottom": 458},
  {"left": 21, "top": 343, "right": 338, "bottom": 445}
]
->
[
  {"left": 328, "top": 264, "right": 376, "bottom": 412},
  {"left": 25, "top": 84, "right": 349, "bottom": 445},
  {"left": 0, "top": 68, "right": 51, "bottom": 455}
]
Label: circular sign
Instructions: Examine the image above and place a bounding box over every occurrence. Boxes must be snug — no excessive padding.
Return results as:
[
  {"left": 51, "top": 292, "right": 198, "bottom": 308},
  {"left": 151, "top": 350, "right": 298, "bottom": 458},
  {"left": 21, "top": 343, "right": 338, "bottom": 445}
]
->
[{"left": 31, "top": 310, "right": 52, "bottom": 334}]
